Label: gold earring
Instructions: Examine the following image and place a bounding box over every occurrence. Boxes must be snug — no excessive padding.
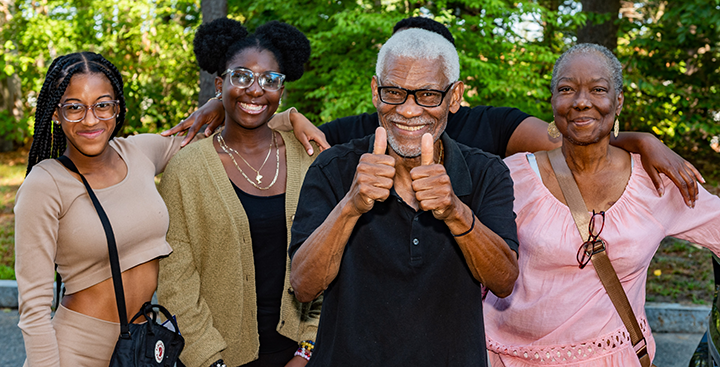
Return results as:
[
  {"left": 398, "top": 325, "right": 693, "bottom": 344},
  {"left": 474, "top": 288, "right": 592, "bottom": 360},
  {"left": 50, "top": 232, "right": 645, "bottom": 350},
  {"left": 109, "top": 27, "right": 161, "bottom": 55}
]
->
[
  {"left": 613, "top": 117, "right": 619, "bottom": 138},
  {"left": 547, "top": 121, "right": 561, "bottom": 139}
]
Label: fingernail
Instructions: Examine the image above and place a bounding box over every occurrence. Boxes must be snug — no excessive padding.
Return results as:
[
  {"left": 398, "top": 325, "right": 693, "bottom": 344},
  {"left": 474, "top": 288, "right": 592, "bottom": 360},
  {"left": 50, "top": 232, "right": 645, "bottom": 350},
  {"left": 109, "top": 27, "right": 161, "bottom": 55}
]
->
[
  {"left": 308, "top": 148, "right": 314, "bottom": 155},
  {"left": 658, "top": 187, "right": 664, "bottom": 197}
]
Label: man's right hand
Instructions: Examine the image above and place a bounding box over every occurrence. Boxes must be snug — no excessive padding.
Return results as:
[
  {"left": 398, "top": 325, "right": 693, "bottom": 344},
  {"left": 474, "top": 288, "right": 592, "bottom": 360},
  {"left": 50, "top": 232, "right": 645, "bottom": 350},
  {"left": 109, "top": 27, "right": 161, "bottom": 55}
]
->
[
  {"left": 160, "top": 99, "right": 225, "bottom": 146},
  {"left": 347, "top": 127, "right": 395, "bottom": 215}
]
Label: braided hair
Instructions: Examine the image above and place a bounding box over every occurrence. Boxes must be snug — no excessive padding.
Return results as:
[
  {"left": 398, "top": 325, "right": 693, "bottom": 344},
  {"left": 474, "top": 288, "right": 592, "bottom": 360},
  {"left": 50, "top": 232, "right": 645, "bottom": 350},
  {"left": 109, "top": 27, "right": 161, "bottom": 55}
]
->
[
  {"left": 26, "top": 52, "right": 126, "bottom": 176},
  {"left": 193, "top": 18, "right": 311, "bottom": 82}
]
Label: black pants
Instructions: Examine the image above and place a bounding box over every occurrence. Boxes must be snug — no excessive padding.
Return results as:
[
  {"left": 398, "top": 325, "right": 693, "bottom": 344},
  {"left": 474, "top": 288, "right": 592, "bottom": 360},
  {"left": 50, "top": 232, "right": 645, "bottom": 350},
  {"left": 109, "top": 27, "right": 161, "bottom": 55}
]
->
[{"left": 238, "top": 345, "right": 297, "bottom": 367}]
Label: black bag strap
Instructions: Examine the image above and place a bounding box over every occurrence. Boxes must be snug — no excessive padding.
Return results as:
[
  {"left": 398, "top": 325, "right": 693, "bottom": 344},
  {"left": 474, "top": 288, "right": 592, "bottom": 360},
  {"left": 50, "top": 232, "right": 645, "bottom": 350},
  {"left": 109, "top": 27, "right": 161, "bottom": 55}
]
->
[{"left": 56, "top": 155, "right": 130, "bottom": 337}]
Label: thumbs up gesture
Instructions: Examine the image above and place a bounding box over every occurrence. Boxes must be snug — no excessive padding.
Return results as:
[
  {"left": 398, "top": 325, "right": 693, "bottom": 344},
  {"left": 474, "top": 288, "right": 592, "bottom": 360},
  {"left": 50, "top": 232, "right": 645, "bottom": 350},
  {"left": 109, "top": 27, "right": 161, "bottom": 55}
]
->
[
  {"left": 410, "top": 133, "right": 456, "bottom": 220},
  {"left": 347, "top": 127, "right": 396, "bottom": 215}
]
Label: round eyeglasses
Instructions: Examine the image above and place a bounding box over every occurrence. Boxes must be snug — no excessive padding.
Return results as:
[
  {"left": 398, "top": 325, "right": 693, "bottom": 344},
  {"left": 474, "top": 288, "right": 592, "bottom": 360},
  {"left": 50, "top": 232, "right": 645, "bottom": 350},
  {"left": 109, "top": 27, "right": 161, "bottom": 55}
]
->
[
  {"left": 377, "top": 82, "right": 455, "bottom": 108},
  {"left": 220, "top": 67, "right": 286, "bottom": 92},
  {"left": 57, "top": 100, "right": 120, "bottom": 123}
]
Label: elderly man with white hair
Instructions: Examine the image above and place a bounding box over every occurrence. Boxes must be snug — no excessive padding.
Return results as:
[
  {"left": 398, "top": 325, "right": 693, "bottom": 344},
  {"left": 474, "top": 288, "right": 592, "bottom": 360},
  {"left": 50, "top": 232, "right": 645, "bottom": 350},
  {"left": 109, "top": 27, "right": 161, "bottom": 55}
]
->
[{"left": 288, "top": 28, "right": 519, "bottom": 366}]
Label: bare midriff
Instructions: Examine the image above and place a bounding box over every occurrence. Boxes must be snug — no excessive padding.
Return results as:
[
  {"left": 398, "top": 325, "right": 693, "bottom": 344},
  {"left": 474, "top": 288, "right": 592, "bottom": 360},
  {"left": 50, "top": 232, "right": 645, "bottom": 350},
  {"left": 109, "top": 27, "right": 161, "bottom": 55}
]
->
[{"left": 61, "top": 259, "right": 159, "bottom": 323}]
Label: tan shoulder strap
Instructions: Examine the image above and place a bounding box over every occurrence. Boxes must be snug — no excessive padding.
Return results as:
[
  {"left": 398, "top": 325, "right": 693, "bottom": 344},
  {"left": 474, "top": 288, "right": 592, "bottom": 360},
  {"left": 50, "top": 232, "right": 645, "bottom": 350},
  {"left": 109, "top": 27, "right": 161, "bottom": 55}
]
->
[{"left": 544, "top": 148, "right": 652, "bottom": 367}]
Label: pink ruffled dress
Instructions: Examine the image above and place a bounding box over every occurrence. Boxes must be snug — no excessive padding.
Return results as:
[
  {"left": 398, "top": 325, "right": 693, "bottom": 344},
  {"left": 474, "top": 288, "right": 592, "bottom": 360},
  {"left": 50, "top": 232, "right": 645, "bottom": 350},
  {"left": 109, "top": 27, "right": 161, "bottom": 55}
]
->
[{"left": 484, "top": 153, "right": 720, "bottom": 366}]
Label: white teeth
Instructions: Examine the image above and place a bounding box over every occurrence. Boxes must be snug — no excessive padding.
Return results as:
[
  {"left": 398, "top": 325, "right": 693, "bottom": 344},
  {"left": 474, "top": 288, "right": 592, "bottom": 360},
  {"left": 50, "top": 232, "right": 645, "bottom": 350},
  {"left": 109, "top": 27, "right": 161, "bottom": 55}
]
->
[
  {"left": 240, "top": 103, "right": 265, "bottom": 111},
  {"left": 396, "top": 124, "right": 424, "bottom": 131}
]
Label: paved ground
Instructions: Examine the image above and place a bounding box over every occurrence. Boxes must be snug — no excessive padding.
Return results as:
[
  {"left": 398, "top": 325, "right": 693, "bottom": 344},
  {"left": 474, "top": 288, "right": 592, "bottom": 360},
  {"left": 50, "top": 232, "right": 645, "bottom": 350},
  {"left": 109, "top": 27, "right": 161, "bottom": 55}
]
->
[{"left": 0, "top": 308, "right": 708, "bottom": 367}]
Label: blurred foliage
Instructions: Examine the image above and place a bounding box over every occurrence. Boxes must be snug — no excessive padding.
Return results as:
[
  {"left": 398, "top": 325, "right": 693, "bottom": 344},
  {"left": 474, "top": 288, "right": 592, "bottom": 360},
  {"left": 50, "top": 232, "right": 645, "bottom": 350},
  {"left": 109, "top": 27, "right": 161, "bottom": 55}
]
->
[
  {"left": 619, "top": 0, "right": 720, "bottom": 180},
  {"left": 0, "top": 0, "right": 718, "bottom": 174},
  {"left": 0, "top": 0, "right": 201, "bottom": 139}
]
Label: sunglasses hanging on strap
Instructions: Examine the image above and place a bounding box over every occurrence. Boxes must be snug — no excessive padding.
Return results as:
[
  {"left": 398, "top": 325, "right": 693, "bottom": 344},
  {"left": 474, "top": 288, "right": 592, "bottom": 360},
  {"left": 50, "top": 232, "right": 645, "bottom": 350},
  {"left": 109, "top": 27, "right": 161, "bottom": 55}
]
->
[
  {"left": 56, "top": 155, "right": 185, "bottom": 367},
  {"left": 535, "top": 148, "right": 654, "bottom": 367}
]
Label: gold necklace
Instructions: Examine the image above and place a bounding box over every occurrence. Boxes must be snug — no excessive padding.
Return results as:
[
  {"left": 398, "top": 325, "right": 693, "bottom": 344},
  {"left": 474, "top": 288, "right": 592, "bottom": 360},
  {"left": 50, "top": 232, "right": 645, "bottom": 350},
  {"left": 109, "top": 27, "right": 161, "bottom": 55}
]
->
[
  {"left": 217, "top": 133, "right": 273, "bottom": 184},
  {"left": 217, "top": 132, "right": 280, "bottom": 190}
]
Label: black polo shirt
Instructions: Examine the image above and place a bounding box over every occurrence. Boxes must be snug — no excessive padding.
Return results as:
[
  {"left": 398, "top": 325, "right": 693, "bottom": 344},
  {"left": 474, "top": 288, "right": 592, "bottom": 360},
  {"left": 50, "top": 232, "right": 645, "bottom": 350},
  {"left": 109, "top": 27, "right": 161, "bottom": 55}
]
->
[
  {"left": 319, "top": 105, "right": 530, "bottom": 157},
  {"left": 289, "top": 133, "right": 518, "bottom": 367}
]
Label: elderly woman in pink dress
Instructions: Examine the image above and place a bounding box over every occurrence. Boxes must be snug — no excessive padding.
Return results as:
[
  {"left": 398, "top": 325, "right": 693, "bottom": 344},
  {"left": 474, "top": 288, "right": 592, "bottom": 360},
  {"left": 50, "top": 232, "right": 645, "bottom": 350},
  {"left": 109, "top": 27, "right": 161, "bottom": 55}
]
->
[{"left": 484, "top": 43, "right": 720, "bottom": 366}]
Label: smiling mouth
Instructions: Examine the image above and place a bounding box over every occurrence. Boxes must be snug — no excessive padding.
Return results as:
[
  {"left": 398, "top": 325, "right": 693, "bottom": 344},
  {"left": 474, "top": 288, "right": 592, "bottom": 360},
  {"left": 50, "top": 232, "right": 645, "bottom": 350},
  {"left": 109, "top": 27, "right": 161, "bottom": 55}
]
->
[
  {"left": 77, "top": 129, "right": 105, "bottom": 139},
  {"left": 240, "top": 102, "right": 267, "bottom": 115},
  {"left": 394, "top": 123, "right": 427, "bottom": 132}
]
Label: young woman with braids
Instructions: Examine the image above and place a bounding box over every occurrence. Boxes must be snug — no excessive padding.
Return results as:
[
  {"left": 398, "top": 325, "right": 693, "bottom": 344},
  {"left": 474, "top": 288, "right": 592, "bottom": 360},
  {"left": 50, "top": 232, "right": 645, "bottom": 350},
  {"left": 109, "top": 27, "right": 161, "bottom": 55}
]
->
[
  {"left": 156, "top": 18, "right": 320, "bottom": 367},
  {"left": 14, "top": 52, "right": 188, "bottom": 366}
]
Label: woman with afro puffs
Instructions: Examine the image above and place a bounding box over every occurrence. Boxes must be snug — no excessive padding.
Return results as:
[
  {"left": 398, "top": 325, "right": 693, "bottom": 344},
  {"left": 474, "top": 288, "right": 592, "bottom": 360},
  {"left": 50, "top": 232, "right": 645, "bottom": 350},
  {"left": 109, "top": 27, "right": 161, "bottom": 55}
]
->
[{"left": 156, "top": 18, "right": 321, "bottom": 367}]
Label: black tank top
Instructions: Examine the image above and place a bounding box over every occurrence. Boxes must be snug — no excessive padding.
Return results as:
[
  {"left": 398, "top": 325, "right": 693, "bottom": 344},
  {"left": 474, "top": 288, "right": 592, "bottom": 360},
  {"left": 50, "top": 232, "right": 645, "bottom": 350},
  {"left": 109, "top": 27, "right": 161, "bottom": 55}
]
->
[{"left": 233, "top": 182, "right": 296, "bottom": 354}]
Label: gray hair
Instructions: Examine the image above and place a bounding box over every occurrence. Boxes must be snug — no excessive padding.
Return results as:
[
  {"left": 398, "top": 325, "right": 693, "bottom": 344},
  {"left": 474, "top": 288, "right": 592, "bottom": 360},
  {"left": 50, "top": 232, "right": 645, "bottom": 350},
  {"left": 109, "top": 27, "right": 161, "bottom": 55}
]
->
[
  {"left": 551, "top": 43, "right": 623, "bottom": 94},
  {"left": 375, "top": 28, "right": 460, "bottom": 84}
]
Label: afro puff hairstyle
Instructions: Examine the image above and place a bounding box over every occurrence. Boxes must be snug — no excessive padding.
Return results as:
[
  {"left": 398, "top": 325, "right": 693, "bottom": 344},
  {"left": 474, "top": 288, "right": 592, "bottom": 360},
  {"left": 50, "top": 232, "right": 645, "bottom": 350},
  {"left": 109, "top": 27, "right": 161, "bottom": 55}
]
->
[
  {"left": 393, "top": 17, "right": 455, "bottom": 46},
  {"left": 193, "top": 18, "right": 311, "bottom": 82}
]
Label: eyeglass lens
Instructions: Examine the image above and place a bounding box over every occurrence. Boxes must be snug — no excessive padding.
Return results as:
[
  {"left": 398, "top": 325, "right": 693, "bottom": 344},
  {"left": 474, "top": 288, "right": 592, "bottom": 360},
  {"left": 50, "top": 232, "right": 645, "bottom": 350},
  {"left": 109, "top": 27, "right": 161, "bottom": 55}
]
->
[
  {"left": 589, "top": 211, "right": 605, "bottom": 239},
  {"left": 60, "top": 101, "right": 119, "bottom": 122},
  {"left": 379, "top": 87, "right": 445, "bottom": 107},
  {"left": 228, "top": 69, "right": 284, "bottom": 91}
]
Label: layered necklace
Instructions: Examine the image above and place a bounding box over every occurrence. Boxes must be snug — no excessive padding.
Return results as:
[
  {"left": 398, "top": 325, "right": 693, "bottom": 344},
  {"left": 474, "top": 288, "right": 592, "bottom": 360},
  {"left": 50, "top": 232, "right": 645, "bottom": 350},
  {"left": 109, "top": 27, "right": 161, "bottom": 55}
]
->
[{"left": 217, "top": 132, "right": 280, "bottom": 190}]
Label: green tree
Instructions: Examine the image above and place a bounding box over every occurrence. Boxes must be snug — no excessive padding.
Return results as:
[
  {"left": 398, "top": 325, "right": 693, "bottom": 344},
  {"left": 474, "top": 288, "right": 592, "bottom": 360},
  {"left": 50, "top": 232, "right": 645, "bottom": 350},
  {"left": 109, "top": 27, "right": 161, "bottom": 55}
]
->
[
  {"left": 0, "top": 0, "right": 202, "bottom": 138},
  {"left": 618, "top": 0, "right": 720, "bottom": 179}
]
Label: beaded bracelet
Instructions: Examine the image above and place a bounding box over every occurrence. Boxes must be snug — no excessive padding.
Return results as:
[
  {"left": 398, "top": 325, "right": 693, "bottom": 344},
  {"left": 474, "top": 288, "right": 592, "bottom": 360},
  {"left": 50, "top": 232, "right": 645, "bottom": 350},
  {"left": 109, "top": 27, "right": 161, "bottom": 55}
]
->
[
  {"left": 294, "top": 340, "right": 315, "bottom": 361},
  {"left": 452, "top": 214, "right": 475, "bottom": 237}
]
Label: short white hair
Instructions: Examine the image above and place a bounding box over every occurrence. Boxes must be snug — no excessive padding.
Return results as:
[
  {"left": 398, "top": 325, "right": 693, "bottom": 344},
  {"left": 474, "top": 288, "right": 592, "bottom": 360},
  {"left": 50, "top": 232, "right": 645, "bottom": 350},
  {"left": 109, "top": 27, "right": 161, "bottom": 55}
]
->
[{"left": 375, "top": 28, "right": 460, "bottom": 84}]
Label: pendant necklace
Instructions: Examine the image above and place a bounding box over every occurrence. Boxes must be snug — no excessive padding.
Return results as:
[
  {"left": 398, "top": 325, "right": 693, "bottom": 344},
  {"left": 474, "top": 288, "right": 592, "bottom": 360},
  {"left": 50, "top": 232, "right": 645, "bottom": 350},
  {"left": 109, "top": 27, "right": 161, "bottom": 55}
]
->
[{"left": 217, "top": 132, "right": 280, "bottom": 190}]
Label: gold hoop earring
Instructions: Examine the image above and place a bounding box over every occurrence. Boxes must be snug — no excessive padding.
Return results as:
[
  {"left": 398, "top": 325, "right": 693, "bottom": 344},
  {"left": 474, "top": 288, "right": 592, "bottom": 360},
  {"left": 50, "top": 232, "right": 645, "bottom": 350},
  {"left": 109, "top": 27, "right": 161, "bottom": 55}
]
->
[
  {"left": 547, "top": 121, "right": 561, "bottom": 139},
  {"left": 613, "top": 117, "right": 620, "bottom": 138}
]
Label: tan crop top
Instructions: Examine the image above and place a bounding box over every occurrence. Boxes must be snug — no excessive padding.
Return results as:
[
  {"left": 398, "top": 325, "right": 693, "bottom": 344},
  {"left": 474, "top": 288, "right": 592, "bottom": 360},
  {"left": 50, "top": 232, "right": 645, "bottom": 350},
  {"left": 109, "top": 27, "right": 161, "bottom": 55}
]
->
[{"left": 14, "top": 134, "right": 182, "bottom": 366}]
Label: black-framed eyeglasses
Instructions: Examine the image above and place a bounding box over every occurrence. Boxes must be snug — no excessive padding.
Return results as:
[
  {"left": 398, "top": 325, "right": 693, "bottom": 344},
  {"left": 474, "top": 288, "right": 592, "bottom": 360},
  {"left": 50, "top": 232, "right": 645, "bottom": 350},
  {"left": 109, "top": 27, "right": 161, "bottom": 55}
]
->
[
  {"left": 576, "top": 210, "right": 606, "bottom": 269},
  {"left": 57, "top": 100, "right": 120, "bottom": 123},
  {"left": 377, "top": 81, "right": 455, "bottom": 107},
  {"left": 220, "top": 67, "right": 286, "bottom": 92}
]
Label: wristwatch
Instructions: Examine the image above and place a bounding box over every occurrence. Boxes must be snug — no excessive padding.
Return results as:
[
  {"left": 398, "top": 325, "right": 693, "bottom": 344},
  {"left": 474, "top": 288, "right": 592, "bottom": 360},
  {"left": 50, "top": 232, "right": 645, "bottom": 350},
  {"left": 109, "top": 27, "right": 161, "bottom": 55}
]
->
[{"left": 209, "top": 359, "right": 227, "bottom": 367}]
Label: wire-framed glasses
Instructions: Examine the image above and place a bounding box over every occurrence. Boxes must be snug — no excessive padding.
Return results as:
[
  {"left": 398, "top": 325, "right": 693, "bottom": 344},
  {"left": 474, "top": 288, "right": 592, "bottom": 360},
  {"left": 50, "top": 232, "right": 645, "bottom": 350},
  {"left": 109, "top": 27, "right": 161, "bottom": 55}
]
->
[
  {"left": 377, "top": 82, "right": 455, "bottom": 107},
  {"left": 220, "top": 67, "right": 286, "bottom": 91},
  {"left": 57, "top": 100, "right": 120, "bottom": 123},
  {"left": 576, "top": 210, "right": 606, "bottom": 269}
]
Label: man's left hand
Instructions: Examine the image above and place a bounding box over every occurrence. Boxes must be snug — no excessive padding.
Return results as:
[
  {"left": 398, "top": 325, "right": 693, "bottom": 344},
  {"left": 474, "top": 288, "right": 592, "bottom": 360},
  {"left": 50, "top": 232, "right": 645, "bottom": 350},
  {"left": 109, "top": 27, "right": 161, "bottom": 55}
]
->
[
  {"left": 284, "top": 356, "right": 309, "bottom": 367},
  {"left": 410, "top": 133, "right": 458, "bottom": 220}
]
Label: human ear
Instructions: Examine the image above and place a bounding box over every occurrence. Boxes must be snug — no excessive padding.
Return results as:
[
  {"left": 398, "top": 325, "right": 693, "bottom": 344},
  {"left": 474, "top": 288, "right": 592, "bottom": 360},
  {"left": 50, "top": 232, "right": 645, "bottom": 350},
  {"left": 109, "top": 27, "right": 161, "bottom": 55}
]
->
[
  {"left": 214, "top": 76, "right": 224, "bottom": 96},
  {"left": 615, "top": 91, "right": 624, "bottom": 116},
  {"left": 448, "top": 81, "right": 465, "bottom": 114},
  {"left": 371, "top": 76, "right": 380, "bottom": 109}
]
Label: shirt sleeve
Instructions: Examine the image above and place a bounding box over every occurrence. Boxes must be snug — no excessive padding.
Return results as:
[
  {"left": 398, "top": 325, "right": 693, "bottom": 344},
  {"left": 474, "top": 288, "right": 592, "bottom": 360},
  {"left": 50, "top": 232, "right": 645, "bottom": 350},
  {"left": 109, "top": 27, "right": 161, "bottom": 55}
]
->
[
  {"left": 467, "top": 155, "right": 519, "bottom": 254},
  {"left": 289, "top": 159, "right": 349, "bottom": 259},
  {"left": 445, "top": 106, "right": 530, "bottom": 157},
  {"left": 265, "top": 107, "right": 298, "bottom": 132},
  {"left": 14, "top": 167, "right": 62, "bottom": 367},
  {"left": 127, "top": 134, "right": 185, "bottom": 175},
  {"left": 655, "top": 174, "right": 720, "bottom": 253},
  {"left": 318, "top": 113, "right": 379, "bottom": 146},
  {"left": 157, "top": 159, "right": 226, "bottom": 367}
]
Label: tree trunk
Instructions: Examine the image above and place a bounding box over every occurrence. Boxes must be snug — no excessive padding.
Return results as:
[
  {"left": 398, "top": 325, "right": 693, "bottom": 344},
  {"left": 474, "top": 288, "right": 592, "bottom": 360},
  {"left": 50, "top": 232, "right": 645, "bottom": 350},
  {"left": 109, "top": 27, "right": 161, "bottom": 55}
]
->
[
  {"left": 541, "top": 0, "right": 560, "bottom": 51},
  {"left": 198, "top": 0, "right": 227, "bottom": 107},
  {"left": 0, "top": 0, "right": 22, "bottom": 152},
  {"left": 577, "top": 0, "right": 621, "bottom": 52}
]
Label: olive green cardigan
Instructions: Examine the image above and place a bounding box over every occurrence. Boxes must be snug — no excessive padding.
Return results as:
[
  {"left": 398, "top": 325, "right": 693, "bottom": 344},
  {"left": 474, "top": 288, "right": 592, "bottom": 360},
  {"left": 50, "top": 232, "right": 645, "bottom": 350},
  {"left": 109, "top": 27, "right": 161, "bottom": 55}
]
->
[{"left": 157, "top": 126, "right": 320, "bottom": 367}]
